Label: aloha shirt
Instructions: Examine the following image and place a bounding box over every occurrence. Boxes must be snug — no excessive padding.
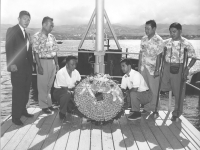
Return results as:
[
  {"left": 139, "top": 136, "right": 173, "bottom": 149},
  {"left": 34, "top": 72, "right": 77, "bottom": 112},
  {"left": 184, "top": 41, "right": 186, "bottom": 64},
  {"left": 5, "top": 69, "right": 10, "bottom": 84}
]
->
[
  {"left": 140, "top": 33, "right": 164, "bottom": 75},
  {"left": 32, "top": 31, "right": 59, "bottom": 58},
  {"left": 164, "top": 37, "right": 196, "bottom": 63}
]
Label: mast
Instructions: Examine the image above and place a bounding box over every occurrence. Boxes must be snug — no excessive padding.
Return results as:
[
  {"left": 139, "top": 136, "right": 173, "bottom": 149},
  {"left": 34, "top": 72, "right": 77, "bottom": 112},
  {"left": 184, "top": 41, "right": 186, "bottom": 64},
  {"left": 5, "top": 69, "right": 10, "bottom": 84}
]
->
[{"left": 95, "top": 0, "right": 105, "bottom": 73}]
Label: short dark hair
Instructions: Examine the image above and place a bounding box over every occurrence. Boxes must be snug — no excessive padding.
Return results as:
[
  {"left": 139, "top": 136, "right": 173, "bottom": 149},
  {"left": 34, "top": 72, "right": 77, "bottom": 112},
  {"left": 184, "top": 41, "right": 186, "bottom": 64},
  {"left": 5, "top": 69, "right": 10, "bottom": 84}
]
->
[
  {"left": 120, "top": 58, "right": 132, "bottom": 66},
  {"left": 146, "top": 20, "right": 157, "bottom": 28},
  {"left": 42, "top": 16, "right": 53, "bottom": 25},
  {"left": 169, "top": 22, "right": 182, "bottom": 30},
  {"left": 19, "top": 11, "right": 31, "bottom": 18},
  {"left": 66, "top": 55, "right": 77, "bottom": 63}
]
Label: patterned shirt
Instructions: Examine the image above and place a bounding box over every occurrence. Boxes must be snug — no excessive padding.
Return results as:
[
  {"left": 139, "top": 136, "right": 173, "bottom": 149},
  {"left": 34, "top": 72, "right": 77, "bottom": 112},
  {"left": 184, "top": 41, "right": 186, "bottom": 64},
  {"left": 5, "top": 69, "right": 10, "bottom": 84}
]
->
[
  {"left": 140, "top": 33, "right": 164, "bottom": 75},
  {"left": 164, "top": 37, "right": 196, "bottom": 63},
  {"left": 32, "top": 31, "right": 59, "bottom": 58}
]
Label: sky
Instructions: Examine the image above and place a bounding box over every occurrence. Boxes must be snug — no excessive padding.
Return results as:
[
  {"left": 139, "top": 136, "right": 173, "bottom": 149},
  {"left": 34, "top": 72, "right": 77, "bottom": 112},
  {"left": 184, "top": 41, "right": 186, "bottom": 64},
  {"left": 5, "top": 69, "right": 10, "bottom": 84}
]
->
[{"left": 1, "top": 0, "right": 200, "bottom": 28}]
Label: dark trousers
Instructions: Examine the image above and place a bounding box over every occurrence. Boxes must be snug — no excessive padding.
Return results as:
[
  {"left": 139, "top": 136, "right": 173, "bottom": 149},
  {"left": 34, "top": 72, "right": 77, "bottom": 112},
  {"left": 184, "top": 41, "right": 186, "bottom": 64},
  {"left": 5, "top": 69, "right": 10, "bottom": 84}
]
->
[
  {"left": 11, "top": 63, "right": 32, "bottom": 121},
  {"left": 53, "top": 88, "right": 73, "bottom": 114}
]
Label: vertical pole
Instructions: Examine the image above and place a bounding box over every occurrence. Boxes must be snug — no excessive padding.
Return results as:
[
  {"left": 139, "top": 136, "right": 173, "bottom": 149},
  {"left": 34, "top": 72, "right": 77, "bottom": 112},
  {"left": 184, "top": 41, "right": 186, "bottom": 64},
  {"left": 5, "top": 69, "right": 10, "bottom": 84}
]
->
[
  {"left": 126, "top": 48, "right": 128, "bottom": 58},
  {"left": 168, "top": 91, "right": 172, "bottom": 111},
  {"left": 78, "top": 9, "right": 96, "bottom": 49},
  {"left": 104, "top": 10, "right": 121, "bottom": 50},
  {"left": 95, "top": 0, "right": 105, "bottom": 73}
]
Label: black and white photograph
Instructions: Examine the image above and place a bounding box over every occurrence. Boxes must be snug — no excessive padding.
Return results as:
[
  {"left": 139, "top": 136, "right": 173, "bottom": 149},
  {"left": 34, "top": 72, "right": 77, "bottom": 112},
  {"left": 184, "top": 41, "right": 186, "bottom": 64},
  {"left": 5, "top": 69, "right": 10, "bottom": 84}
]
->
[{"left": 1, "top": 0, "right": 200, "bottom": 149}]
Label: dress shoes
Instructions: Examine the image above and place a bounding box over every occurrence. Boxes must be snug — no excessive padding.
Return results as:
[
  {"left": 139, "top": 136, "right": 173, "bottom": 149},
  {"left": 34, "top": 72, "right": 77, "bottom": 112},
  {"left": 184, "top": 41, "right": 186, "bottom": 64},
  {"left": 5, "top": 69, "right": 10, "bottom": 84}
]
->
[
  {"left": 12, "top": 119, "right": 24, "bottom": 126},
  {"left": 23, "top": 113, "right": 34, "bottom": 118},
  {"left": 171, "top": 115, "right": 178, "bottom": 121},
  {"left": 59, "top": 112, "right": 66, "bottom": 120},
  {"left": 42, "top": 108, "right": 52, "bottom": 114},
  {"left": 48, "top": 106, "right": 56, "bottom": 111}
]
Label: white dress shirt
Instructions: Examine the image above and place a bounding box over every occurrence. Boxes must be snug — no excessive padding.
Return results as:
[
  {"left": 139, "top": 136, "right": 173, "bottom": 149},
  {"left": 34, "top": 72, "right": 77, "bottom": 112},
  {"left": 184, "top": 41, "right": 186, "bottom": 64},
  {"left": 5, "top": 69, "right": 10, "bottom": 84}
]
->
[
  {"left": 121, "top": 69, "right": 149, "bottom": 92},
  {"left": 54, "top": 67, "right": 81, "bottom": 89},
  {"left": 18, "top": 24, "right": 29, "bottom": 51}
]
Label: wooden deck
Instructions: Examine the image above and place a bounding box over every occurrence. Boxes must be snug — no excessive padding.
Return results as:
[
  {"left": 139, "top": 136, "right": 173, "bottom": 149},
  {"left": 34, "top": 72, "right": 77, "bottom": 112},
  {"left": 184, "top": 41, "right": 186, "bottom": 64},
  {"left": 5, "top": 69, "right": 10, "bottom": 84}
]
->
[{"left": 1, "top": 107, "right": 200, "bottom": 150}]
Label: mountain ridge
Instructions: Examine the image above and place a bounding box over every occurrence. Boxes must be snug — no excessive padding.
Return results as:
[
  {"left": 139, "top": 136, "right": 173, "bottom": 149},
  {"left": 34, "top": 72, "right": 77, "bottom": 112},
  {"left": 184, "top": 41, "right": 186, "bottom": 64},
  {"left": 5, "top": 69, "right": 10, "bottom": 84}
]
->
[{"left": 1, "top": 24, "right": 200, "bottom": 40}]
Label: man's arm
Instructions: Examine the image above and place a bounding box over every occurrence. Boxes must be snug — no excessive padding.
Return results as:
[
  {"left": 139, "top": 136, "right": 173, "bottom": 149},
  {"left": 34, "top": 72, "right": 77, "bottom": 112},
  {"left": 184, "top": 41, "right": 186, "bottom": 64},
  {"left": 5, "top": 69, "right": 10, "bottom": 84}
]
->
[
  {"left": 154, "top": 53, "right": 162, "bottom": 78},
  {"left": 5, "top": 28, "right": 18, "bottom": 72},
  {"left": 184, "top": 58, "right": 196, "bottom": 80},
  {"left": 129, "top": 87, "right": 138, "bottom": 93},
  {"left": 53, "top": 54, "right": 59, "bottom": 72},
  {"left": 34, "top": 52, "right": 43, "bottom": 75},
  {"left": 138, "top": 51, "right": 142, "bottom": 73}
]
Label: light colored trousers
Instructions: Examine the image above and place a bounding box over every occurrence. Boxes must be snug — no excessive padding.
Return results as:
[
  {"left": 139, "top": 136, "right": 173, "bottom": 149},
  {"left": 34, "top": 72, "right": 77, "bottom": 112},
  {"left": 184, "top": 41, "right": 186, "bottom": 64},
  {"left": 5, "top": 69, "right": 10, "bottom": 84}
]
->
[
  {"left": 141, "top": 66, "right": 160, "bottom": 111},
  {"left": 127, "top": 90, "right": 152, "bottom": 111},
  {"left": 161, "top": 62, "right": 185, "bottom": 117},
  {"left": 37, "top": 59, "right": 56, "bottom": 109}
]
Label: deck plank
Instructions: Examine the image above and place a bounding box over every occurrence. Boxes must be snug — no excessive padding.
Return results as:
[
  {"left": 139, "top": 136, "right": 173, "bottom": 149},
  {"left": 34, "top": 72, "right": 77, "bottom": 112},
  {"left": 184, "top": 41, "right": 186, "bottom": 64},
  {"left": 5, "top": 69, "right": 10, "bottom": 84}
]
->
[
  {"left": 119, "top": 115, "right": 139, "bottom": 150},
  {"left": 41, "top": 110, "right": 63, "bottom": 150},
  {"left": 101, "top": 123, "right": 115, "bottom": 150},
  {"left": 140, "top": 116, "right": 162, "bottom": 150},
  {"left": 1, "top": 107, "right": 35, "bottom": 136},
  {"left": 127, "top": 115, "right": 151, "bottom": 150},
  {"left": 1, "top": 108, "right": 200, "bottom": 150},
  {"left": 53, "top": 113, "right": 72, "bottom": 150},
  {"left": 65, "top": 115, "right": 82, "bottom": 150},
  {"left": 28, "top": 111, "right": 58, "bottom": 150},
  {"left": 159, "top": 111, "right": 197, "bottom": 150},
  {"left": 15, "top": 110, "right": 49, "bottom": 150},
  {"left": 2, "top": 108, "right": 41, "bottom": 150},
  {"left": 111, "top": 119, "right": 126, "bottom": 150},
  {"left": 163, "top": 111, "right": 200, "bottom": 149},
  {"left": 90, "top": 124, "right": 102, "bottom": 150},
  {"left": 145, "top": 113, "right": 173, "bottom": 150},
  {"left": 78, "top": 118, "right": 91, "bottom": 150},
  {"left": 154, "top": 118, "right": 186, "bottom": 149},
  {"left": 179, "top": 114, "right": 200, "bottom": 141},
  {"left": 1, "top": 108, "right": 36, "bottom": 149}
]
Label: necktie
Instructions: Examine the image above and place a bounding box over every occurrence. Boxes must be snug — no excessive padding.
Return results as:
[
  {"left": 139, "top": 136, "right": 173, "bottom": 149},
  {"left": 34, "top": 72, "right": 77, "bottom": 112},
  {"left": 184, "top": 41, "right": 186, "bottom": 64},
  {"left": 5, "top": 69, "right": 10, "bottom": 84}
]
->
[{"left": 24, "top": 29, "right": 27, "bottom": 40}]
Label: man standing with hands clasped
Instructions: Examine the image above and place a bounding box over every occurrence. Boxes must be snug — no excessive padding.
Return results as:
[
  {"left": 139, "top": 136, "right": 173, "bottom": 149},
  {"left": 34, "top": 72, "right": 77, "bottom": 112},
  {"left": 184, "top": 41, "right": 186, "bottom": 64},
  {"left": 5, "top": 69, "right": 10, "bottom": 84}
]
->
[
  {"left": 32, "top": 16, "right": 59, "bottom": 114},
  {"left": 138, "top": 20, "right": 163, "bottom": 113},
  {"left": 5, "top": 11, "right": 34, "bottom": 126}
]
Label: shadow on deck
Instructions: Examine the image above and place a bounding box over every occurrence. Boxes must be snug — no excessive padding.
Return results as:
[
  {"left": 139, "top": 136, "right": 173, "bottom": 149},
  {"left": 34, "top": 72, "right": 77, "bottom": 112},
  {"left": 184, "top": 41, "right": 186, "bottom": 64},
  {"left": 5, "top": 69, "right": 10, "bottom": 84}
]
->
[{"left": 1, "top": 108, "right": 200, "bottom": 150}]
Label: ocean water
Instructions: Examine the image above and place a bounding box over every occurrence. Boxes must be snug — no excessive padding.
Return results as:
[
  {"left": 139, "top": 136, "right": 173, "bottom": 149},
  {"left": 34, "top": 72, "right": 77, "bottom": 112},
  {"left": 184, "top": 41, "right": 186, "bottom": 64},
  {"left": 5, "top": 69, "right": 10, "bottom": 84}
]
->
[{"left": 57, "top": 40, "right": 200, "bottom": 73}]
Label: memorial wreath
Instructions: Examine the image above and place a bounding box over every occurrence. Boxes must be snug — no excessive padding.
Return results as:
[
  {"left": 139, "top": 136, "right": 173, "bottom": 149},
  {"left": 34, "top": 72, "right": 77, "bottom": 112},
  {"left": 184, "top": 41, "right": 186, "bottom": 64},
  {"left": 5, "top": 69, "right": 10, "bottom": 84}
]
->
[{"left": 73, "top": 73, "right": 125, "bottom": 125}]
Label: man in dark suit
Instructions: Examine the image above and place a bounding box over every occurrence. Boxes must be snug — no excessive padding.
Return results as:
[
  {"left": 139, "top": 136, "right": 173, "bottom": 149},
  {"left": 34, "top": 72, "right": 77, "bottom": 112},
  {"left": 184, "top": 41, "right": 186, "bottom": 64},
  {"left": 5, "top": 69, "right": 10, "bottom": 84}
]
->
[{"left": 5, "top": 11, "right": 34, "bottom": 126}]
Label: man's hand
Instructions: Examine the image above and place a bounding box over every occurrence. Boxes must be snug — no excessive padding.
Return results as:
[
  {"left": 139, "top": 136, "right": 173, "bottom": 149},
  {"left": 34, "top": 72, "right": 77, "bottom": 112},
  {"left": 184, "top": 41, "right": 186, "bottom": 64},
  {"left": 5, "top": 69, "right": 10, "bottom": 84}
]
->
[
  {"left": 38, "top": 66, "right": 43, "bottom": 75},
  {"left": 56, "top": 65, "right": 59, "bottom": 72},
  {"left": 10, "top": 64, "right": 18, "bottom": 72},
  {"left": 154, "top": 70, "right": 159, "bottom": 78},
  {"left": 183, "top": 67, "right": 189, "bottom": 81}
]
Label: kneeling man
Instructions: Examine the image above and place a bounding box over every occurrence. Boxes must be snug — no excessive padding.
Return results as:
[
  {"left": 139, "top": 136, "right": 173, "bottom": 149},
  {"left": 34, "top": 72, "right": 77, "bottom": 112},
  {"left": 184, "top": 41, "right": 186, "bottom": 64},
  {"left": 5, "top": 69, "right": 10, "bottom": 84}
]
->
[
  {"left": 53, "top": 55, "right": 81, "bottom": 119},
  {"left": 120, "top": 59, "right": 152, "bottom": 120}
]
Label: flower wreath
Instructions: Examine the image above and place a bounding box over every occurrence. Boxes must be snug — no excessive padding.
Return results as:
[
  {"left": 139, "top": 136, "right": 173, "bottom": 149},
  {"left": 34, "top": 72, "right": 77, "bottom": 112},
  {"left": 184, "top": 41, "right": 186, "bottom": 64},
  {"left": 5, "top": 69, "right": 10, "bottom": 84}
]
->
[{"left": 73, "top": 73, "right": 125, "bottom": 125}]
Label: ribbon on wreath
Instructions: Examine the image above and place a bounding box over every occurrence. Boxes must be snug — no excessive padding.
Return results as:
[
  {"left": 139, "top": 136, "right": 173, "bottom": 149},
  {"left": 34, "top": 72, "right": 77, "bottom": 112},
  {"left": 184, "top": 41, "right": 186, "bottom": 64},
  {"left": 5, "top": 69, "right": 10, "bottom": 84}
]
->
[
  {"left": 107, "top": 85, "right": 123, "bottom": 102},
  {"left": 80, "top": 83, "right": 95, "bottom": 98}
]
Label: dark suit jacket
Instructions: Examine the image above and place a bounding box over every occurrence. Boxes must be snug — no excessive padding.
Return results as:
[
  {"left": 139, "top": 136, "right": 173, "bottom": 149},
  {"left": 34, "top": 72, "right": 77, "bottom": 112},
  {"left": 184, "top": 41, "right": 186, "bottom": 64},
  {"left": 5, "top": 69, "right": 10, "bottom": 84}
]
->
[{"left": 5, "top": 24, "right": 33, "bottom": 72}]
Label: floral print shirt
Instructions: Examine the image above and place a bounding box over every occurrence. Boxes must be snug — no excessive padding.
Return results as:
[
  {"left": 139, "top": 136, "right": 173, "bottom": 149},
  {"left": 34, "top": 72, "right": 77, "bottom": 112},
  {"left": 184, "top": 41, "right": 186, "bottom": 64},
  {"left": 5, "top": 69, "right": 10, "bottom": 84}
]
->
[
  {"left": 32, "top": 31, "right": 59, "bottom": 58},
  {"left": 164, "top": 37, "right": 196, "bottom": 63},
  {"left": 140, "top": 33, "right": 164, "bottom": 75}
]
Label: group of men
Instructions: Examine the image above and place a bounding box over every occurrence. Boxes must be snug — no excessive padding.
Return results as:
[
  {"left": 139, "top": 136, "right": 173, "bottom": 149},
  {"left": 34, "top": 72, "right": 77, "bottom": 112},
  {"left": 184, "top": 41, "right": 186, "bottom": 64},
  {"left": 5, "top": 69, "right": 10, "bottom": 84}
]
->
[
  {"left": 122, "top": 20, "right": 196, "bottom": 121},
  {"left": 5, "top": 10, "right": 196, "bottom": 126}
]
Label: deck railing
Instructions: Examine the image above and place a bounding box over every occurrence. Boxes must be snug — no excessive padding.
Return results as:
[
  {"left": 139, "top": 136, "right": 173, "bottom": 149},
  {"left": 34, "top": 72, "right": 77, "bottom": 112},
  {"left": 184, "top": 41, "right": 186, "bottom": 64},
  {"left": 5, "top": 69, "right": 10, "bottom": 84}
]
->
[{"left": 58, "top": 49, "right": 200, "bottom": 110}]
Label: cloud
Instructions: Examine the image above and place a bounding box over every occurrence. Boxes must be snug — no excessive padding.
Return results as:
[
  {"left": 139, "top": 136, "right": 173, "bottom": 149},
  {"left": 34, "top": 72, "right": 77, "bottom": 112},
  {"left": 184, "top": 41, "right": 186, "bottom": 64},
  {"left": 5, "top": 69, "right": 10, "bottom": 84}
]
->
[{"left": 1, "top": 0, "right": 200, "bottom": 27}]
